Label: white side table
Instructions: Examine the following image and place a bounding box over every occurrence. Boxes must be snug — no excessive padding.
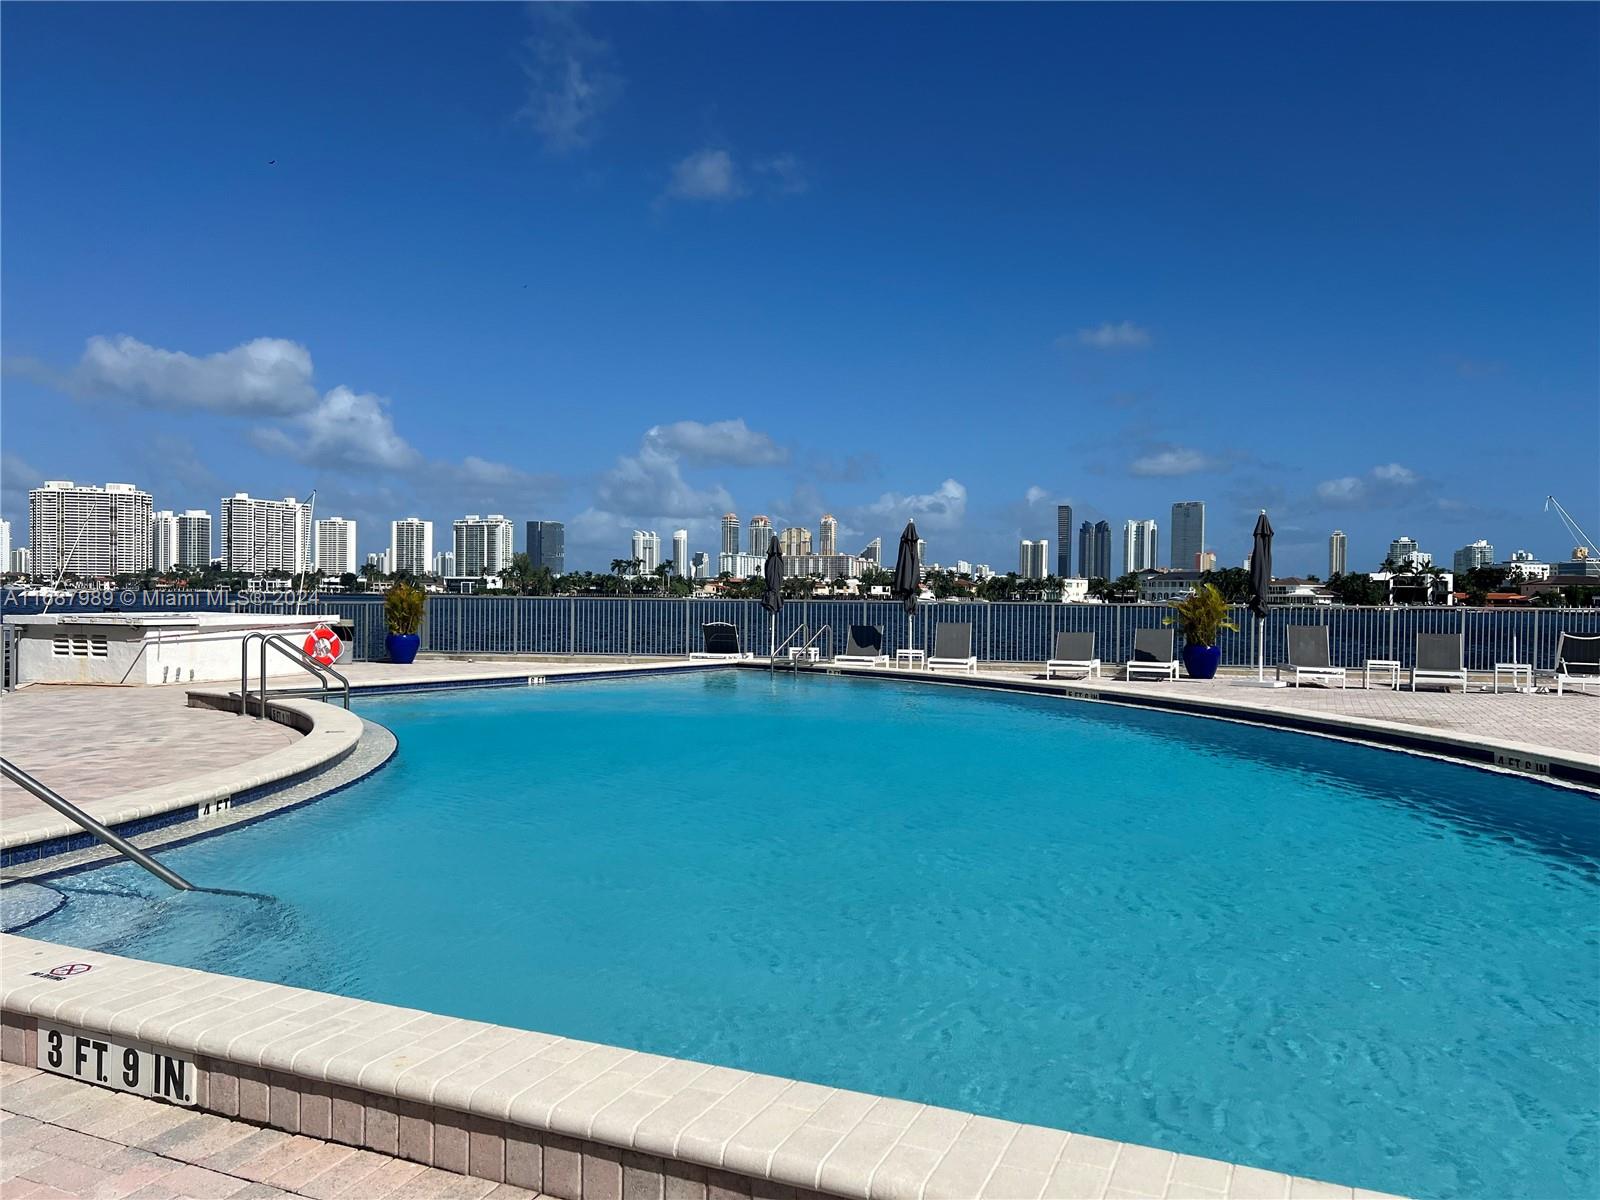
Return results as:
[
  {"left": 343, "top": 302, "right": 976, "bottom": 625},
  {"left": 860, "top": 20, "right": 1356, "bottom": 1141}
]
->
[
  {"left": 1364, "top": 660, "right": 1402, "bottom": 690},
  {"left": 787, "top": 647, "right": 820, "bottom": 663},
  {"left": 894, "top": 649, "right": 926, "bottom": 670},
  {"left": 1493, "top": 662, "right": 1533, "bottom": 694}
]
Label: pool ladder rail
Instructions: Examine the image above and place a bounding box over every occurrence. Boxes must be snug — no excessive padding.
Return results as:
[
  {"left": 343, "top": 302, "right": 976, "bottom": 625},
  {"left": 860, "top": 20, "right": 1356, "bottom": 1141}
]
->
[
  {"left": 770, "top": 624, "right": 833, "bottom": 671},
  {"left": 0, "top": 757, "right": 196, "bottom": 892},
  {"left": 238, "top": 633, "right": 351, "bottom": 718}
]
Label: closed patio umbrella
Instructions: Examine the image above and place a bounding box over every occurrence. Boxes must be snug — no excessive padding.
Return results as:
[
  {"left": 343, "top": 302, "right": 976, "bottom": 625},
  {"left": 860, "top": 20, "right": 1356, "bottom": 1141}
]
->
[
  {"left": 891, "top": 520, "right": 920, "bottom": 653},
  {"left": 761, "top": 540, "right": 784, "bottom": 657},
  {"left": 1247, "top": 510, "right": 1274, "bottom": 683}
]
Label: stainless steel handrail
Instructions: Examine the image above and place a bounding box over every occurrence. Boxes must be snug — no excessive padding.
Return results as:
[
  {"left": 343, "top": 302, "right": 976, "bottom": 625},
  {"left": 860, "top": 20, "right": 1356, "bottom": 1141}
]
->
[
  {"left": 0, "top": 757, "right": 195, "bottom": 891},
  {"left": 771, "top": 622, "right": 809, "bottom": 657},
  {"left": 239, "top": 632, "right": 350, "bottom": 717},
  {"left": 801, "top": 625, "right": 834, "bottom": 661}
]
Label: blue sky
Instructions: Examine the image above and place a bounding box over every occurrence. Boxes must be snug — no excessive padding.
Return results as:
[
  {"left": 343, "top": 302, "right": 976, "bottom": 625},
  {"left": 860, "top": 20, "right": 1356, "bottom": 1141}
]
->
[{"left": 3, "top": 2, "right": 1595, "bottom": 575}]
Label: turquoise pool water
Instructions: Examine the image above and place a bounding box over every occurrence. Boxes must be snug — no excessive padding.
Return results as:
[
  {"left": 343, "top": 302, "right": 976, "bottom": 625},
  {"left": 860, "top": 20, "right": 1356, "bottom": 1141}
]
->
[{"left": 27, "top": 672, "right": 1600, "bottom": 1198}]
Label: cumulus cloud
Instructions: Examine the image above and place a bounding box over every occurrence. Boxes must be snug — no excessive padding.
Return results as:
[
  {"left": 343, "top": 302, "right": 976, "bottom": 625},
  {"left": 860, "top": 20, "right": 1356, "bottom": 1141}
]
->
[
  {"left": 1129, "top": 446, "right": 1217, "bottom": 477},
  {"left": 663, "top": 149, "right": 744, "bottom": 202},
  {"left": 1315, "top": 462, "right": 1420, "bottom": 507},
  {"left": 643, "top": 419, "right": 787, "bottom": 467},
  {"left": 58, "top": 334, "right": 319, "bottom": 415},
  {"left": 853, "top": 479, "right": 968, "bottom": 532},
  {"left": 251, "top": 386, "right": 421, "bottom": 471},
  {"left": 517, "top": 5, "right": 622, "bottom": 153},
  {"left": 1067, "top": 321, "right": 1153, "bottom": 351},
  {"left": 597, "top": 443, "right": 734, "bottom": 519}
]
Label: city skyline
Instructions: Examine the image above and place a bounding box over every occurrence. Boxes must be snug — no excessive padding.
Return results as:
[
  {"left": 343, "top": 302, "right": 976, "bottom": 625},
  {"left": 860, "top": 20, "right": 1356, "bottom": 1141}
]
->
[{"left": 1, "top": 5, "right": 1595, "bottom": 575}]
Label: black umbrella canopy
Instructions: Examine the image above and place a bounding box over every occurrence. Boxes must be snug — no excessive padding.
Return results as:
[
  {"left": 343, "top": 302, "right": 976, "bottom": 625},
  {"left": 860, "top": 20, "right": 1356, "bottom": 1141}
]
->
[
  {"left": 1247, "top": 511, "right": 1274, "bottom": 620},
  {"left": 891, "top": 520, "right": 921, "bottom": 617},
  {"left": 760, "top": 541, "right": 784, "bottom": 616}
]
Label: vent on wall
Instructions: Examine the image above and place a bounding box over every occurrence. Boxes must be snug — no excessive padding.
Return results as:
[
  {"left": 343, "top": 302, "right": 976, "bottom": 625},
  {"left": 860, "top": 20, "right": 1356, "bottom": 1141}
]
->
[{"left": 51, "top": 634, "right": 109, "bottom": 658}]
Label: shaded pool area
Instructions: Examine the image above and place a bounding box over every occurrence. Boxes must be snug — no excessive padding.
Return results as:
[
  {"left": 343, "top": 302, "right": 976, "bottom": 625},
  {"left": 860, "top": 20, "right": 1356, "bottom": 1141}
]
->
[{"left": 26, "top": 672, "right": 1600, "bottom": 1198}]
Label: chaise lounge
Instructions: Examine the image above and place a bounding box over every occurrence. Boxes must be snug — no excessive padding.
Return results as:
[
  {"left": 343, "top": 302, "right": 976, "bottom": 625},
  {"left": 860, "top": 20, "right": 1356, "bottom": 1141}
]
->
[
  {"left": 1046, "top": 632, "right": 1101, "bottom": 680},
  {"left": 690, "top": 621, "right": 748, "bottom": 660},
  {"left": 1277, "top": 626, "right": 1347, "bottom": 688},
  {"left": 1410, "top": 632, "right": 1467, "bottom": 693},
  {"left": 1125, "top": 628, "right": 1179, "bottom": 681},
  {"left": 927, "top": 622, "right": 978, "bottom": 673},
  {"left": 837, "top": 624, "right": 889, "bottom": 667},
  {"left": 1554, "top": 632, "right": 1600, "bottom": 696}
]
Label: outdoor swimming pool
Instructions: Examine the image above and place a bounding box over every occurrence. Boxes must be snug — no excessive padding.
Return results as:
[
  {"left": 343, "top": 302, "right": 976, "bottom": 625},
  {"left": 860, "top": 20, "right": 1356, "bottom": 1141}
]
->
[{"left": 25, "top": 672, "right": 1600, "bottom": 1198}]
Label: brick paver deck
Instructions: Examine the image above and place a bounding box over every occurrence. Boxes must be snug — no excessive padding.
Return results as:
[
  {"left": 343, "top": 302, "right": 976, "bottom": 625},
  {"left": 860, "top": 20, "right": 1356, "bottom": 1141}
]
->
[
  {"left": 0, "top": 1062, "right": 547, "bottom": 1199},
  {"left": 0, "top": 688, "right": 297, "bottom": 829}
]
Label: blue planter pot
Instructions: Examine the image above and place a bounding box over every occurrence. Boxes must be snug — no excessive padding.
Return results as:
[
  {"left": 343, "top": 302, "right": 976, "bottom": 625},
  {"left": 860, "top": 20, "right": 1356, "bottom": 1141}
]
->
[
  {"left": 1182, "top": 643, "right": 1221, "bottom": 680},
  {"left": 386, "top": 633, "right": 420, "bottom": 665}
]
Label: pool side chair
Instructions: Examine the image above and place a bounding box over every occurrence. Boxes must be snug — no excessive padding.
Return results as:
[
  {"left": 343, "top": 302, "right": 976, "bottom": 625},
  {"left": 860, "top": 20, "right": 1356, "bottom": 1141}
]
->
[
  {"left": 837, "top": 624, "right": 889, "bottom": 667},
  {"left": 1046, "top": 632, "right": 1100, "bottom": 680},
  {"left": 1277, "top": 626, "right": 1346, "bottom": 688},
  {"left": 1410, "top": 632, "right": 1466, "bottom": 693},
  {"left": 1554, "top": 632, "right": 1600, "bottom": 697},
  {"left": 690, "top": 621, "right": 747, "bottom": 661},
  {"left": 1125, "top": 628, "right": 1179, "bottom": 682},
  {"left": 927, "top": 622, "right": 978, "bottom": 673}
]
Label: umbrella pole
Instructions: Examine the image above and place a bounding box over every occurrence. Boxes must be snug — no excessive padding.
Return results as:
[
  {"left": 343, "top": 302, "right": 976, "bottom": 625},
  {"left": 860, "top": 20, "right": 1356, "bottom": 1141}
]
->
[
  {"left": 770, "top": 614, "right": 776, "bottom": 660},
  {"left": 1257, "top": 616, "right": 1265, "bottom": 682}
]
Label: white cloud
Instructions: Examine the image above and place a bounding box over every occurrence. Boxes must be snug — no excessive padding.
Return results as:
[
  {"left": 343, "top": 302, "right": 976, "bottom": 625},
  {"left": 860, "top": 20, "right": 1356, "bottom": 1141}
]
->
[
  {"left": 1024, "top": 485, "right": 1049, "bottom": 506},
  {"left": 854, "top": 479, "right": 968, "bottom": 532},
  {"left": 643, "top": 419, "right": 787, "bottom": 466},
  {"left": 597, "top": 443, "right": 733, "bottom": 519},
  {"left": 1129, "top": 446, "right": 1215, "bottom": 477},
  {"left": 754, "top": 153, "right": 808, "bottom": 195},
  {"left": 1069, "top": 321, "right": 1153, "bottom": 351},
  {"left": 67, "top": 335, "right": 318, "bottom": 415},
  {"left": 251, "top": 386, "right": 420, "bottom": 471},
  {"left": 517, "top": 5, "right": 622, "bottom": 153},
  {"left": 1315, "top": 463, "right": 1421, "bottom": 507},
  {"left": 663, "top": 149, "right": 744, "bottom": 202}
]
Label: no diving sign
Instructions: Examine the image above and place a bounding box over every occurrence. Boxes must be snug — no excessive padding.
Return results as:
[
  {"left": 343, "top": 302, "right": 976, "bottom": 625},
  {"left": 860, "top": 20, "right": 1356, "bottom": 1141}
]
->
[{"left": 28, "top": 963, "right": 92, "bottom": 981}]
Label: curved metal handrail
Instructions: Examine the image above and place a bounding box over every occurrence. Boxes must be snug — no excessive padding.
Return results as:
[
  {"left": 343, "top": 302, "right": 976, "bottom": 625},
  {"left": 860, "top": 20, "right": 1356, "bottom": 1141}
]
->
[
  {"left": 771, "top": 622, "right": 809, "bottom": 663},
  {"left": 801, "top": 625, "right": 834, "bottom": 661},
  {"left": 260, "top": 635, "right": 350, "bottom": 717},
  {"left": 0, "top": 757, "right": 195, "bottom": 891}
]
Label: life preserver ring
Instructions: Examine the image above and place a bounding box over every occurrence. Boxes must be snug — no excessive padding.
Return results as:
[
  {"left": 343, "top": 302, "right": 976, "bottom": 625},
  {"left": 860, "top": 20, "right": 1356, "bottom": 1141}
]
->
[{"left": 304, "top": 625, "right": 342, "bottom": 666}]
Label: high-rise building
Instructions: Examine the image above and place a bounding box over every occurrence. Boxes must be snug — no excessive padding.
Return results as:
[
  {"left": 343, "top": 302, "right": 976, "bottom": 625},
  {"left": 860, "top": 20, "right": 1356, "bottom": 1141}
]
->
[
  {"left": 1170, "top": 502, "right": 1204, "bottom": 573},
  {"left": 631, "top": 530, "right": 661, "bottom": 572},
  {"left": 690, "top": 551, "right": 710, "bottom": 581},
  {"left": 391, "top": 518, "right": 434, "bottom": 576},
  {"left": 860, "top": 538, "right": 881, "bottom": 565},
  {"left": 819, "top": 514, "right": 838, "bottom": 556},
  {"left": 1387, "top": 536, "right": 1430, "bottom": 568},
  {"left": 150, "top": 511, "right": 180, "bottom": 571},
  {"left": 315, "top": 518, "right": 359, "bottom": 575},
  {"left": 29, "top": 481, "right": 153, "bottom": 580},
  {"left": 778, "top": 526, "right": 812, "bottom": 556},
  {"left": 718, "top": 551, "right": 764, "bottom": 577},
  {"left": 1195, "top": 551, "right": 1217, "bottom": 571},
  {"left": 747, "top": 515, "right": 773, "bottom": 556},
  {"left": 1055, "top": 505, "right": 1073, "bottom": 577},
  {"left": 1328, "top": 531, "right": 1348, "bottom": 577},
  {"left": 721, "top": 513, "right": 741, "bottom": 556},
  {"left": 454, "top": 515, "right": 513, "bottom": 576},
  {"left": 10, "top": 548, "right": 31, "bottom": 575},
  {"left": 1019, "top": 539, "right": 1048, "bottom": 580},
  {"left": 1122, "top": 519, "right": 1159, "bottom": 574},
  {"left": 219, "top": 494, "right": 310, "bottom": 575},
  {"left": 0, "top": 519, "right": 9, "bottom": 572},
  {"left": 176, "top": 511, "right": 212, "bottom": 568},
  {"left": 1452, "top": 539, "right": 1495, "bottom": 575},
  {"left": 526, "top": 521, "right": 564, "bottom": 574},
  {"left": 916, "top": 539, "right": 927, "bottom": 578},
  {"left": 433, "top": 551, "right": 456, "bottom": 577},
  {"left": 671, "top": 529, "right": 689, "bottom": 574},
  {"left": 1078, "top": 521, "right": 1112, "bottom": 580}
]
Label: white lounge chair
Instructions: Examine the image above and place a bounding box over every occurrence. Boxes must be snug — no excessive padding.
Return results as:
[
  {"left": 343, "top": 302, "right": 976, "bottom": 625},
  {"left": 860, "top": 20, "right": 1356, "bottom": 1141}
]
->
[
  {"left": 1046, "top": 631, "right": 1100, "bottom": 680},
  {"left": 1277, "top": 626, "right": 1346, "bottom": 688},
  {"left": 927, "top": 623, "right": 977, "bottom": 673},
  {"left": 1410, "top": 632, "right": 1466, "bottom": 693},
  {"left": 1554, "top": 632, "right": 1600, "bottom": 696},
  {"left": 837, "top": 624, "right": 889, "bottom": 667},
  {"left": 689, "top": 622, "right": 748, "bottom": 660},
  {"left": 1125, "top": 628, "right": 1179, "bottom": 681}
]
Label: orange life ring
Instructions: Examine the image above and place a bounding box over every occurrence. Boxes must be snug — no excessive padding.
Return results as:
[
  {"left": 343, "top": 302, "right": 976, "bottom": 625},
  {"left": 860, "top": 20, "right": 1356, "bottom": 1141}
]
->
[{"left": 303, "top": 624, "right": 342, "bottom": 666}]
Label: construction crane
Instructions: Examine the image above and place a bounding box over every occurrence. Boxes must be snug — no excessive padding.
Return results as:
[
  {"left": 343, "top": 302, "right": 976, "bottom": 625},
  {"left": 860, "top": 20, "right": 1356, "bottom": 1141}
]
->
[{"left": 1545, "top": 495, "right": 1598, "bottom": 557}]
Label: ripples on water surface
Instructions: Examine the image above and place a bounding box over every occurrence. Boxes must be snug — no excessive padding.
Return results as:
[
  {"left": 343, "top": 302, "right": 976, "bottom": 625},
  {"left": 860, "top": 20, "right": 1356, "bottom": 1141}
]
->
[{"left": 30, "top": 673, "right": 1600, "bottom": 1199}]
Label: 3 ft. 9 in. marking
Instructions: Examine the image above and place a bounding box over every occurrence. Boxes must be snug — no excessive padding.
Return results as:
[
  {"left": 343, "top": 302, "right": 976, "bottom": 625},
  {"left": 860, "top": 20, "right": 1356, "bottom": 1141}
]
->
[{"left": 38, "top": 1023, "right": 196, "bottom": 1106}]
